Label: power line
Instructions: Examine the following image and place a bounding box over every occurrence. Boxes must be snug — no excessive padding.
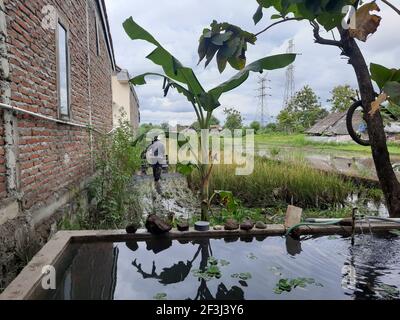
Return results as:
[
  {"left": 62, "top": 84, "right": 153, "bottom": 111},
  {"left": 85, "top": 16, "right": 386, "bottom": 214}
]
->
[
  {"left": 256, "top": 75, "right": 271, "bottom": 127},
  {"left": 283, "top": 39, "right": 295, "bottom": 109}
]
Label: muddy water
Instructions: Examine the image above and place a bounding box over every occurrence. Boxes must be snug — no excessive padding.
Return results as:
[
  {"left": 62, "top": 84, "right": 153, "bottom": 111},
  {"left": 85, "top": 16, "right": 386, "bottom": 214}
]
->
[
  {"left": 256, "top": 143, "right": 400, "bottom": 181},
  {"left": 48, "top": 234, "right": 400, "bottom": 300}
]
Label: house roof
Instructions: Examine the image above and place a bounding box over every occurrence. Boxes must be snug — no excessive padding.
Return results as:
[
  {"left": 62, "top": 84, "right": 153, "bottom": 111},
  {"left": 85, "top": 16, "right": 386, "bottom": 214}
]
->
[
  {"left": 307, "top": 111, "right": 400, "bottom": 136},
  {"left": 306, "top": 111, "right": 363, "bottom": 136},
  {"left": 96, "top": 0, "right": 116, "bottom": 71}
]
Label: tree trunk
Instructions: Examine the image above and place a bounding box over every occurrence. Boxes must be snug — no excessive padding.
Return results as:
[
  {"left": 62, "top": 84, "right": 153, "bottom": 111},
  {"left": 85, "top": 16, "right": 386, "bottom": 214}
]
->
[
  {"left": 200, "top": 164, "right": 209, "bottom": 221},
  {"left": 339, "top": 28, "right": 400, "bottom": 217}
]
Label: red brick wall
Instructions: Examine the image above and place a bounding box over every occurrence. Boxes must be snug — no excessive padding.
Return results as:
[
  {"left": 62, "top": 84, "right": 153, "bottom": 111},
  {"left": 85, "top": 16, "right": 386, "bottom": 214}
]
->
[{"left": 0, "top": 0, "right": 113, "bottom": 213}]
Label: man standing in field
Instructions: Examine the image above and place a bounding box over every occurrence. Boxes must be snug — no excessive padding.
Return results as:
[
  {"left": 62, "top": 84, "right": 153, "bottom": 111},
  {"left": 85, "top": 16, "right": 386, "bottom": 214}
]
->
[{"left": 147, "top": 136, "right": 166, "bottom": 183}]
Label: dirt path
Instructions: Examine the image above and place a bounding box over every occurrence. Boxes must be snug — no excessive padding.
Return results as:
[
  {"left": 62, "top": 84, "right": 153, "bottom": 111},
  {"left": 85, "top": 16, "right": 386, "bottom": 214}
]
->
[{"left": 131, "top": 173, "right": 200, "bottom": 220}]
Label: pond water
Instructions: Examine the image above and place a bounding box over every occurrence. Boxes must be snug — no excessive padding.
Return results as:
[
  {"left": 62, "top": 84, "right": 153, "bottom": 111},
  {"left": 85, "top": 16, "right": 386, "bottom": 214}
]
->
[{"left": 48, "top": 234, "right": 400, "bottom": 300}]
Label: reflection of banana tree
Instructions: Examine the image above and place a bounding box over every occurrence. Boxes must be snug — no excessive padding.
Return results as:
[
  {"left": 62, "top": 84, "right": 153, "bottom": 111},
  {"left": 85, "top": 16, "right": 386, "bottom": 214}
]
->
[
  {"left": 123, "top": 18, "right": 295, "bottom": 221},
  {"left": 129, "top": 239, "right": 244, "bottom": 300}
]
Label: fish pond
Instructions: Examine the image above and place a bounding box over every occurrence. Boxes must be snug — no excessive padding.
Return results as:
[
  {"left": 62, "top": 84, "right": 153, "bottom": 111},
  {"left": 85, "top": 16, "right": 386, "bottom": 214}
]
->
[{"left": 48, "top": 233, "right": 400, "bottom": 300}]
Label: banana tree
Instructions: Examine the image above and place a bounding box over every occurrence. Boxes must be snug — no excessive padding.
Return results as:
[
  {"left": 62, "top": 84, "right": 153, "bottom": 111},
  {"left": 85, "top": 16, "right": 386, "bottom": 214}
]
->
[{"left": 123, "top": 17, "right": 295, "bottom": 221}]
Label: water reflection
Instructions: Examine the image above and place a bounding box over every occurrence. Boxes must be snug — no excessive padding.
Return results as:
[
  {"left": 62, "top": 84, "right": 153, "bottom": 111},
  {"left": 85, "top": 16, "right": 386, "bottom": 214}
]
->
[
  {"left": 345, "top": 234, "right": 400, "bottom": 300},
  {"left": 129, "top": 238, "right": 244, "bottom": 300},
  {"left": 285, "top": 236, "right": 302, "bottom": 256},
  {"left": 53, "top": 243, "right": 119, "bottom": 300}
]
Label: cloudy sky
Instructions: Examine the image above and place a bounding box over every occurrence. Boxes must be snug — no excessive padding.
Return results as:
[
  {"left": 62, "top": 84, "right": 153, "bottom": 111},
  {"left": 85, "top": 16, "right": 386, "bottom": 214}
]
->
[{"left": 104, "top": 0, "right": 400, "bottom": 125}]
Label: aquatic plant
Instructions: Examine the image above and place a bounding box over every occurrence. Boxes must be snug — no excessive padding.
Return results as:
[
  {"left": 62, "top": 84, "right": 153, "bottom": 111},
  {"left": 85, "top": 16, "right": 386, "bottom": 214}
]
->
[
  {"left": 192, "top": 257, "right": 230, "bottom": 281},
  {"left": 153, "top": 293, "right": 168, "bottom": 300},
  {"left": 274, "top": 278, "right": 323, "bottom": 294},
  {"left": 231, "top": 273, "right": 252, "bottom": 281},
  {"left": 389, "top": 229, "right": 400, "bottom": 236}
]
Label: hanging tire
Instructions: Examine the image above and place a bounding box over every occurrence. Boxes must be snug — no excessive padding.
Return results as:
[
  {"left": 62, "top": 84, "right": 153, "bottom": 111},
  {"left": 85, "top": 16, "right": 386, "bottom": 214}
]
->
[{"left": 346, "top": 100, "right": 371, "bottom": 146}]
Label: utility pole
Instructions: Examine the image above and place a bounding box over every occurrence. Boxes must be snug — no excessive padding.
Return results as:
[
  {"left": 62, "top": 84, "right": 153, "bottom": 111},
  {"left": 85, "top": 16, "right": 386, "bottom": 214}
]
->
[
  {"left": 256, "top": 75, "right": 271, "bottom": 127},
  {"left": 283, "top": 39, "right": 295, "bottom": 109}
]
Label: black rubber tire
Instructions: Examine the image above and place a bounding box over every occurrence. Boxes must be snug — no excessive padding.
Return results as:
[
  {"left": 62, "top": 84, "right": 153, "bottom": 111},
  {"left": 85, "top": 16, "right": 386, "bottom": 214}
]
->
[{"left": 346, "top": 100, "right": 371, "bottom": 146}]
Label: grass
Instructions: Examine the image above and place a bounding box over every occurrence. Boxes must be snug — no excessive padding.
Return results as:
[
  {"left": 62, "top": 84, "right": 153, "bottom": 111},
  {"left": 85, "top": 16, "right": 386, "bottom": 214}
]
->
[
  {"left": 192, "top": 157, "right": 355, "bottom": 209},
  {"left": 255, "top": 133, "right": 400, "bottom": 155}
]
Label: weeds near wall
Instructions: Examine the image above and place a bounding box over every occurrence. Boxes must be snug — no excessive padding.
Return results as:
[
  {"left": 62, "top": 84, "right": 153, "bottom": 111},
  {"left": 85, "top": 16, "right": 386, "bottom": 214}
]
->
[
  {"left": 59, "top": 120, "right": 142, "bottom": 230},
  {"left": 88, "top": 120, "right": 142, "bottom": 228}
]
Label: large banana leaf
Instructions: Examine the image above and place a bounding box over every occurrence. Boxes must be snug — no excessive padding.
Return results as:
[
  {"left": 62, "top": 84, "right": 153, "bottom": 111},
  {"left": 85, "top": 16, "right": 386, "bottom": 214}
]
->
[
  {"left": 123, "top": 17, "right": 205, "bottom": 97},
  {"left": 209, "top": 53, "right": 296, "bottom": 102},
  {"left": 124, "top": 17, "right": 296, "bottom": 112},
  {"left": 130, "top": 72, "right": 196, "bottom": 104}
]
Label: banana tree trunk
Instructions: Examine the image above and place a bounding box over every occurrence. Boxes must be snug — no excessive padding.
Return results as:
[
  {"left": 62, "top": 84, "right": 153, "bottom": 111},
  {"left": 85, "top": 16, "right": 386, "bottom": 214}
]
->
[
  {"left": 200, "top": 164, "right": 209, "bottom": 221},
  {"left": 340, "top": 28, "right": 400, "bottom": 217}
]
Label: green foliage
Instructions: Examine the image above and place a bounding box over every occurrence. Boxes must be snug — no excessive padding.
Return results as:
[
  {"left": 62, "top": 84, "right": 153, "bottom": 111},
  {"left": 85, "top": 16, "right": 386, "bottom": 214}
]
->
[
  {"left": 389, "top": 229, "right": 400, "bottom": 236},
  {"left": 153, "top": 293, "right": 168, "bottom": 300},
  {"left": 327, "top": 85, "right": 357, "bottom": 113},
  {"left": 124, "top": 16, "right": 296, "bottom": 221},
  {"left": 254, "top": 0, "right": 353, "bottom": 31},
  {"left": 85, "top": 120, "right": 142, "bottom": 229},
  {"left": 274, "top": 277, "right": 323, "bottom": 294},
  {"left": 231, "top": 272, "right": 252, "bottom": 281},
  {"left": 277, "top": 85, "right": 328, "bottom": 132},
  {"left": 195, "top": 157, "right": 354, "bottom": 209},
  {"left": 250, "top": 120, "right": 261, "bottom": 133},
  {"left": 124, "top": 17, "right": 295, "bottom": 114},
  {"left": 223, "top": 108, "right": 243, "bottom": 130},
  {"left": 370, "top": 63, "right": 400, "bottom": 120},
  {"left": 191, "top": 115, "right": 220, "bottom": 131},
  {"left": 192, "top": 257, "right": 230, "bottom": 281},
  {"left": 198, "top": 20, "right": 257, "bottom": 72},
  {"left": 270, "top": 146, "right": 281, "bottom": 158}
]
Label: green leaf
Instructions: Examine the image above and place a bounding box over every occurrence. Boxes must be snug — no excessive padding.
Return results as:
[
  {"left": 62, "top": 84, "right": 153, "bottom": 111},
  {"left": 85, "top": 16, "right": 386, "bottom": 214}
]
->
[
  {"left": 384, "top": 81, "right": 400, "bottom": 105},
  {"left": 153, "top": 293, "right": 167, "bottom": 300},
  {"left": 123, "top": 17, "right": 160, "bottom": 47},
  {"left": 130, "top": 73, "right": 195, "bottom": 104},
  {"left": 209, "top": 53, "right": 296, "bottom": 103},
  {"left": 217, "top": 51, "right": 228, "bottom": 73},
  {"left": 271, "top": 14, "right": 282, "bottom": 19},
  {"left": 176, "top": 163, "right": 195, "bottom": 176},
  {"left": 370, "top": 63, "right": 394, "bottom": 90},
  {"left": 389, "top": 229, "right": 400, "bottom": 236},
  {"left": 253, "top": 5, "right": 264, "bottom": 24},
  {"left": 124, "top": 17, "right": 206, "bottom": 97},
  {"left": 211, "top": 31, "right": 233, "bottom": 46},
  {"left": 198, "top": 37, "right": 208, "bottom": 64}
]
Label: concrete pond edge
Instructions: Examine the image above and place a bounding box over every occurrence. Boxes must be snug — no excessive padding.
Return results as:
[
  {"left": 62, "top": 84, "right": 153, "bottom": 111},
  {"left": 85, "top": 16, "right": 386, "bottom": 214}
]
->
[{"left": 1, "top": 221, "right": 400, "bottom": 300}]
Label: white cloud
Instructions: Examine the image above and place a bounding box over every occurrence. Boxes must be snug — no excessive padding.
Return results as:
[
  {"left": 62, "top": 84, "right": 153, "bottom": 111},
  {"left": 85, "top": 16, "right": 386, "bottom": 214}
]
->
[{"left": 104, "top": 0, "right": 400, "bottom": 124}]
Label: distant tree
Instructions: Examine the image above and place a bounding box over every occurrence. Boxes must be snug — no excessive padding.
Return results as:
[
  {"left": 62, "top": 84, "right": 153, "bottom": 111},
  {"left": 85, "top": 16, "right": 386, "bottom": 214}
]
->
[
  {"left": 263, "top": 122, "right": 278, "bottom": 133},
  {"left": 191, "top": 115, "right": 220, "bottom": 131},
  {"left": 224, "top": 108, "right": 243, "bottom": 131},
  {"left": 327, "top": 85, "right": 357, "bottom": 113},
  {"left": 250, "top": 121, "right": 261, "bottom": 133},
  {"left": 160, "top": 122, "right": 170, "bottom": 132},
  {"left": 277, "top": 85, "right": 328, "bottom": 133}
]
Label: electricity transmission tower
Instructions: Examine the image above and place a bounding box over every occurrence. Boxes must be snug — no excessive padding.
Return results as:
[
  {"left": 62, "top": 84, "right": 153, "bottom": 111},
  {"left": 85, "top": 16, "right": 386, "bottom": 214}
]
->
[
  {"left": 283, "top": 39, "right": 295, "bottom": 108},
  {"left": 256, "top": 75, "right": 271, "bottom": 127}
]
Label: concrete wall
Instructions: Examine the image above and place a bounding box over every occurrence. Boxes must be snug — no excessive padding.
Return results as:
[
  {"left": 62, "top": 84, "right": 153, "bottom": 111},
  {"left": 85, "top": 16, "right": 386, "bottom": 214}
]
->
[
  {"left": 112, "top": 72, "right": 139, "bottom": 131},
  {"left": 305, "top": 135, "right": 354, "bottom": 144}
]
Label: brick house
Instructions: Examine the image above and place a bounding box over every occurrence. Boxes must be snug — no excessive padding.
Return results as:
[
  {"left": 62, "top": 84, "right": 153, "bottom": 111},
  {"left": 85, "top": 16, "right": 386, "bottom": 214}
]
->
[{"left": 0, "top": 0, "right": 115, "bottom": 289}]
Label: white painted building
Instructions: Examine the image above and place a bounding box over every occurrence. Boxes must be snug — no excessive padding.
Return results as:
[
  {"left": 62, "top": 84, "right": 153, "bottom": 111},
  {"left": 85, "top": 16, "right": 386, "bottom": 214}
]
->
[{"left": 112, "top": 67, "right": 140, "bottom": 131}]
